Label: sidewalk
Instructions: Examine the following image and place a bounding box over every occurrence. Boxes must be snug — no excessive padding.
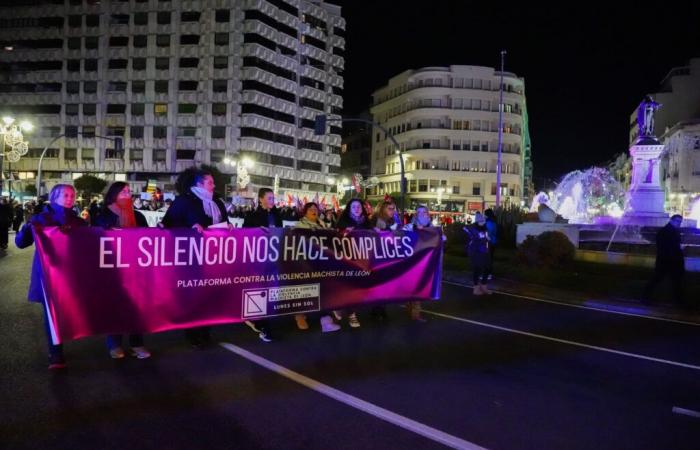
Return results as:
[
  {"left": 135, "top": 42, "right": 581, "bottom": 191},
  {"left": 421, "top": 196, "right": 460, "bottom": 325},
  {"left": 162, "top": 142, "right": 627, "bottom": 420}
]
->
[{"left": 443, "top": 269, "right": 700, "bottom": 325}]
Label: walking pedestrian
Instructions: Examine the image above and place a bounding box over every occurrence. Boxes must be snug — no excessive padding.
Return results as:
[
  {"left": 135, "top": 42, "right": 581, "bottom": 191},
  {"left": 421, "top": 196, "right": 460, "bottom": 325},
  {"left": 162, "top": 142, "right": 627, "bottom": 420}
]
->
[
  {"left": 333, "top": 198, "right": 372, "bottom": 328},
  {"left": 484, "top": 208, "right": 497, "bottom": 280},
  {"left": 0, "top": 197, "right": 13, "bottom": 249},
  {"left": 643, "top": 214, "right": 687, "bottom": 306},
  {"left": 94, "top": 182, "right": 151, "bottom": 359},
  {"left": 161, "top": 167, "right": 229, "bottom": 348},
  {"left": 241, "top": 187, "right": 282, "bottom": 342},
  {"left": 15, "top": 184, "right": 87, "bottom": 369},
  {"left": 13, "top": 201, "right": 24, "bottom": 232},
  {"left": 464, "top": 212, "right": 492, "bottom": 295},
  {"left": 293, "top": 202, "right": 341, "bottom": 333}
]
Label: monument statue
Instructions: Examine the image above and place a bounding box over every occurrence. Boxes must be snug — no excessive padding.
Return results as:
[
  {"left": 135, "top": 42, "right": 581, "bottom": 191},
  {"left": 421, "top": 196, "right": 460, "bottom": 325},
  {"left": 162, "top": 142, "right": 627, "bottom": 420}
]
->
[{"left": 637, "top": 95, "right": 661, "bottom": 138}]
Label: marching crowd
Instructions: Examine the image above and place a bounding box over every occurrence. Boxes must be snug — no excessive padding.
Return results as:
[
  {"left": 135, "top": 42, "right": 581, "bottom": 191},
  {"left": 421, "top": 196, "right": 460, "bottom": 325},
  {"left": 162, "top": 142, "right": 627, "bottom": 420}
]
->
[{"left": 10, "top": 166, "right": 497, "bottom": 370}]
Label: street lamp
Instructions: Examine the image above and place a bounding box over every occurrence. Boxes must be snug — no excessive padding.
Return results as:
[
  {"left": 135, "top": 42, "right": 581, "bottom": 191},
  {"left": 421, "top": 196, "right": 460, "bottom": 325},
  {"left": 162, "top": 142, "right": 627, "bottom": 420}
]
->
[
  {"left": 35, "top": 133, "right": 121, "bottom": 197},
  {"left": 315, "top": 115, "right": 407, "bottom": 213},
  {"left": 1, "top": 117, "right": 32, "bottom": 195}
]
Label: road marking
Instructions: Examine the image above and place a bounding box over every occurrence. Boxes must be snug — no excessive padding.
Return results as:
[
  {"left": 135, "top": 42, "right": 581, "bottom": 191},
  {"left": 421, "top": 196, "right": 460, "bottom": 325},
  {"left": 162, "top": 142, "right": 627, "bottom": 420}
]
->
[
  {"left": 442, "top": 280, "right": 700, "bottom": 327},
  {"left": 672, "top": 407, "right": 700, "bottom": 418},
  {"left": 420, "top": 309, "right": 700, "bottom": 372},
  {"left": 219, "top": 342, "right": 487, "bottom": 450}
]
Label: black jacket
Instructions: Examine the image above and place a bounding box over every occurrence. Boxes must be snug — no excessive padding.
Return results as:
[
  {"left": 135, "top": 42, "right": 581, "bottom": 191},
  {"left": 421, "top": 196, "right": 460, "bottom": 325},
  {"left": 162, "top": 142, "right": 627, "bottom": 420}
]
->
[
  {"left": 336, "top": 215, "right": 371, "bottom": 230},
  {"left": 94, "top": 207, "right": 148, "bottom": 229},
  {"left": 655, "top": 223, "right": 684, "bottom": 269},
  {"left": 161, "top": 192, "right": 227, "bottom": 228},
  {"left": 243, "top": 206, "right": 283, "bottom": 228}
]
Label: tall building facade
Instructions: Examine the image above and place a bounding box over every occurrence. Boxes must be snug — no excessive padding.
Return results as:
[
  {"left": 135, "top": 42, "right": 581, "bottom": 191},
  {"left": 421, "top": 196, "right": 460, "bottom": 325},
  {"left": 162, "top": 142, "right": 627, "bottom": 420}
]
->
[
  {"left": 369, "top": 65, "right": 531, "bottom": 212},
  {"left": 0, "top": 0, "right": 344, "bottom": 200}
]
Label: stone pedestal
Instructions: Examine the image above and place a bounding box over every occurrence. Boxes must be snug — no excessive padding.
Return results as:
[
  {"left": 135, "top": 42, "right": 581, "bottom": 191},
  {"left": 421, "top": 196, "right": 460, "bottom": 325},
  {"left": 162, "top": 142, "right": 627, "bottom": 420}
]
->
[{"left": 623, "top": 141, "right": 669, "bottom": 227}]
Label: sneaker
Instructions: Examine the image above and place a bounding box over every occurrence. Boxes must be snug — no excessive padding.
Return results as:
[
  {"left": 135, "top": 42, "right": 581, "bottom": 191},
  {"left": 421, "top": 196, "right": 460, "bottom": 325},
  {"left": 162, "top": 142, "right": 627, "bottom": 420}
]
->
[
  {"left": 48, "top": 353, "right": 66, "bottom": 370},
  {"left": 258, "top": 328, "right": 273, "bottom": 343},
  {"left": 473, "top": 285, "right": 484, "bottom": 296},
  {"left": 295, "top": 314, "right": 309, "bottom": 330},
  {"left": 487, "top": 274, "right": 493, "bottom": 281},
  {"left": 320, "top": 315, "right": 341, "bottom": 333},
  {"left": 481, "top": 284, "right": 493, "bottom": 295},
  {"left": 348, "top": 313, "right": 361, "bottom": 328},
  {"left": 130, "top": 346, "right": 151, "bottom": 359},
  {"left": 109, "top": 347, "right": 126, "bottom": 359}
]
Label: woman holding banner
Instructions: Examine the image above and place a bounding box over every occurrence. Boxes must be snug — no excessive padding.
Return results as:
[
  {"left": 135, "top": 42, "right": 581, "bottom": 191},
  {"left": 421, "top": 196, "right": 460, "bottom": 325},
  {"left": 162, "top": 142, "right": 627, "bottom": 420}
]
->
[
  {"left": 369, "top": 198, "right": 400, "bottom": 321},
  {"left": 15, "top": 184, "right": 87, "bottom": 370},
  {"left": 334, "top": 198, "right": 372, "bottom": 328},
  {"left": 161, "top": 168, "right": 229, "bottom": 348},
  {"left": 293, "top": 202, "right": 341, "bottom": 333},
  {"left": 94, "top": 182, "right": 151, "bottom": 360},
  {"left": 241, "top": 187, "right": 282, "bottom": 342}
]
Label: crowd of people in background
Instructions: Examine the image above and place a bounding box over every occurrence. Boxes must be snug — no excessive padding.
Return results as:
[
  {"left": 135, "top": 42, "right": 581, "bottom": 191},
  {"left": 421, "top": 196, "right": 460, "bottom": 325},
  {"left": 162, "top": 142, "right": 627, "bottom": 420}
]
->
[{"left": 7, "top": 166, "right": 501, "bottom": 370}]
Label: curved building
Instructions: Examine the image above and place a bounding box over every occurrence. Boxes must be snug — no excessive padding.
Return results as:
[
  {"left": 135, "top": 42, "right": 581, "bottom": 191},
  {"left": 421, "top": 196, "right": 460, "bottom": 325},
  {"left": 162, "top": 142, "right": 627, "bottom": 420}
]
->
[
  {"left": 369, "top": 65, "right": 531, "bottom": 212},
  {"left": 0, "top": 0, "right": 344, "bottom": 201}
]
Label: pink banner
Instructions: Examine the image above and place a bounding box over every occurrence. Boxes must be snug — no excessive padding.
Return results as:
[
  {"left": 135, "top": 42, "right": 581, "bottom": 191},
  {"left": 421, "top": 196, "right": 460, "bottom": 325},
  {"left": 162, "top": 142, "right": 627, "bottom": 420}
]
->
[{"left": 33, "top": 226, "right": 443, "bottom": 343}]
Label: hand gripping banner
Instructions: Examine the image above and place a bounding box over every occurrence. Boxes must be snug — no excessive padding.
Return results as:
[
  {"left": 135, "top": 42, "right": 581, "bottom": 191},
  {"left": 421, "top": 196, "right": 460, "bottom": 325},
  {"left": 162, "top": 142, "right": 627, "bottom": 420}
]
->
[{"left": 33, "top": 226, "right": 443, "bottom": 343}]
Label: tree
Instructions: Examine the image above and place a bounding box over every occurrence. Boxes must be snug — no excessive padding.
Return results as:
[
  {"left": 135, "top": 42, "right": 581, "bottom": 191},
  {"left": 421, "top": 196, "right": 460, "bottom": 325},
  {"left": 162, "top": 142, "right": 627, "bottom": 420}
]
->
[{"left": 74, "top": 175, "right": 108, "bottom": 198}]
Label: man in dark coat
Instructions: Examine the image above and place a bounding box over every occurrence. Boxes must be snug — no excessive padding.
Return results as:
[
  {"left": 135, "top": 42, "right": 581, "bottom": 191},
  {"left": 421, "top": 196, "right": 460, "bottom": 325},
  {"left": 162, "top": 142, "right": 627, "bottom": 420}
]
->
[
  {"left": 12, "top": 201, "right": 24, "bottom": 232},
  {"left": 644, "top": 215, "right": 687, "bottom": 306},
  {"left": 0, "top": 197, "right": 14, "bottom": 250}
]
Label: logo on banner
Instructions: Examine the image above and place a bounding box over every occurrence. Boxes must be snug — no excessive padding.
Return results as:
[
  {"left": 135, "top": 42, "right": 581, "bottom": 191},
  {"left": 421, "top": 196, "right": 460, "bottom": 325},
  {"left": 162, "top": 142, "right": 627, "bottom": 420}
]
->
[
  {"left": 243, "top": 289, "right": 268, "bottom": 317},
  {"left": 242, "top": 284, "right": 321, "bottom": 319}
]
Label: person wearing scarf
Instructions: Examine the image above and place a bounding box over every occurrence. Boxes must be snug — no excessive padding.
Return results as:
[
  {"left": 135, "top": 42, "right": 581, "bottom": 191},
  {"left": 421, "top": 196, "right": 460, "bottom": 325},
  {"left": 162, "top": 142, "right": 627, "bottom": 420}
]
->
[
  {"left": 161, "top": 168, "right": 229, "bottom": 348},
  {"left": 15, "top": 184, "right": 87, "bottom": 370},
  {"left": 334, "top": 198, "right": 373, "bottom": 328},
  {"left": 95, "top": 182, "right": 150, "bottom": 359}
]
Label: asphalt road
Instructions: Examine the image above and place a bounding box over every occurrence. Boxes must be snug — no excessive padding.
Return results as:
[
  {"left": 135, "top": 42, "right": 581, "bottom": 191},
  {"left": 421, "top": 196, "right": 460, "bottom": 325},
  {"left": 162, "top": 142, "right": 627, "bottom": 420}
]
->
[{"left": 1, "top": 242, "right": 699, "bottom": 450}]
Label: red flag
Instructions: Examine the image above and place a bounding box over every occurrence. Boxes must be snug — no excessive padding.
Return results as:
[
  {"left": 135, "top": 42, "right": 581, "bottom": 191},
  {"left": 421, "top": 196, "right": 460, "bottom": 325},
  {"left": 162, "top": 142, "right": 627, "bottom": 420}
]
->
[
  {"left": 287, "top": 194, "right": 293, "bottom": 206},
  {"left": 332, "top": 195, "right": 340, "bottom": 211},
  {"left": 351, "top": 175, "right": 361, "bottom": 193}
]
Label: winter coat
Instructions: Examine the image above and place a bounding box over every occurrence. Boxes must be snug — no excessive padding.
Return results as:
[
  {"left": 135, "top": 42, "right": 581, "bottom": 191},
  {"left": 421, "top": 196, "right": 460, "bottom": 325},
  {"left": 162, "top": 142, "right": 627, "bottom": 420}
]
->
[
  {"left": 161, "top": 191, "right": 227, "bottom": 228},
  {"left": 655, "top": 223, "right": 684, "bottom": 272},
  {"left": 243, "top": 206, "right": 283, "bottom": 228},
  {"left": 466, "top": 224, "right": 490, "bottom": 255},
  {"left": 485, "top": 218, "right": 498, "bottom": 245},
  {"left": 336, "top": 215, "right": 371, "bottom": 230},
  {"left": 93, "top": 207, "right": 148, "bottom": 229},
  {"left": 15, "top": 204, "right": 87, "bottom": 303},
  {"left": 294, "top": 217, "right": 327, "bottom": 230}
]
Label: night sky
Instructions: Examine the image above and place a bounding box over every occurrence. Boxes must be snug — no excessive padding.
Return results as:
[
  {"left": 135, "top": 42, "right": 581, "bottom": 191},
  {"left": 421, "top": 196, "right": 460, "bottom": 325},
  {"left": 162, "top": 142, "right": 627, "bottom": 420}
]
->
[{"left": 333, "top": 1, "right": 700, "bottom": 188}]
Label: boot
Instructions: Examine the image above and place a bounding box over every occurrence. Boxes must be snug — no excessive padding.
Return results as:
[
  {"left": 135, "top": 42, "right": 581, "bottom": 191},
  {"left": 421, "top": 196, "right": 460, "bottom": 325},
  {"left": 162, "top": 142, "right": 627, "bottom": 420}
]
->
[{"left": 320, "top": 315, "right": 341, "bottom": 332}]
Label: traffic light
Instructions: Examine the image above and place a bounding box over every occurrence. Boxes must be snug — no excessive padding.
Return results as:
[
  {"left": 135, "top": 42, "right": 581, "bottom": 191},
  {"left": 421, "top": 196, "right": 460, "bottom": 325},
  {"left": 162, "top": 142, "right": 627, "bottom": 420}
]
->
[{"left": 314, "top": 115, "right": 327, "bottom": 135}]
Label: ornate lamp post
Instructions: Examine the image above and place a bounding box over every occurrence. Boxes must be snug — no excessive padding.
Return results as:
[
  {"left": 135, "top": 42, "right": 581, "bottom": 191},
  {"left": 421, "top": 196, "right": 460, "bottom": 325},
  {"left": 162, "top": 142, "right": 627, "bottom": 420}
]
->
[{"left": 1, "top": 116, "right": 32, "bottom": 194}]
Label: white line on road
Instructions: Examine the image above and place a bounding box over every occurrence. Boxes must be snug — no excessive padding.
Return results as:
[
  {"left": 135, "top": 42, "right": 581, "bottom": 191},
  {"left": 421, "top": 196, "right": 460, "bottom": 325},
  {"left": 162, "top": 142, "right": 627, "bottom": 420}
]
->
[
  {"left": 219, "top": 342, "right": 487, "bottom": 450},
  {"left": 442, "top": 280, "right": 700, "bottom": 327},
  {"left": 672, "top": 407, "right": 700, "bottom": 418},
  {"left": 420, "top": 309, "right": 700, "bottom": 372}
]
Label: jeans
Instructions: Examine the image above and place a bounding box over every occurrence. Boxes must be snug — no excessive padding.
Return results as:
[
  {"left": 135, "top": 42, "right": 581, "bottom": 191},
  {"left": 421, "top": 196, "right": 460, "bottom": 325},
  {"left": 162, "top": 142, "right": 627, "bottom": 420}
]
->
[{"left": 106, "top": 334, "right": 144, "bottom": 350}]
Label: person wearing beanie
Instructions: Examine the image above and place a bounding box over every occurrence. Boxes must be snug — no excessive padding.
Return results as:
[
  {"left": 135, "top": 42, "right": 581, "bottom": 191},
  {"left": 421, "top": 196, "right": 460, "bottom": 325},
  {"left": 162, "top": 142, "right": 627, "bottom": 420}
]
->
[{"left": 464, "top": 212, "right": 492, "bottom": 295}]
